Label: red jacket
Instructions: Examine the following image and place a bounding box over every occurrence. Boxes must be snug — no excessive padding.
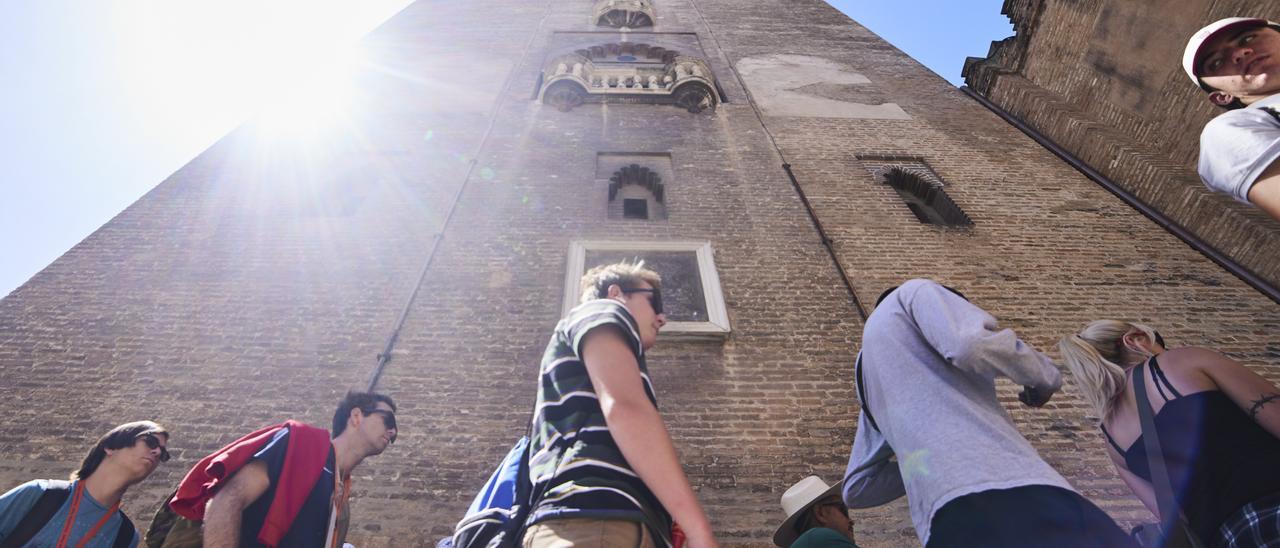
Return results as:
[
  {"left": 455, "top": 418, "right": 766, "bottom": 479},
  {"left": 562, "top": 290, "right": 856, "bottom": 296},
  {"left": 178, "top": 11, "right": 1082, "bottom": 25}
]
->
[{"left": 170, "top": 420, "right": 332, "bottom": 546}]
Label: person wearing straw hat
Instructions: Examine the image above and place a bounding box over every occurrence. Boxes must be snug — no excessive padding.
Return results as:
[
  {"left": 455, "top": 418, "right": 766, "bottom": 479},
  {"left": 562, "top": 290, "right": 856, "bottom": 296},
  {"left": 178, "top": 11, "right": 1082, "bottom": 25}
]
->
[
  {"left": 772, "top": 476, "right": 858, "bottom": 548},
  {"left": 1187, "top": 17, "right": 1280, "bottom": 222}
]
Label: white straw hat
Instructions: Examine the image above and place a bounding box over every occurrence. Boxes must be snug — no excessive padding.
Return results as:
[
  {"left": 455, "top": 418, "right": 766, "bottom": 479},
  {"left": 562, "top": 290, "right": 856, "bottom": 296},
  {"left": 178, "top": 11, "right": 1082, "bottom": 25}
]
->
[
  {"left": 1183, "top": 17, "right": 1272, "bottom": 89},
  {"left": 772, "top": 476, "right": 844, "bottom": 547}
]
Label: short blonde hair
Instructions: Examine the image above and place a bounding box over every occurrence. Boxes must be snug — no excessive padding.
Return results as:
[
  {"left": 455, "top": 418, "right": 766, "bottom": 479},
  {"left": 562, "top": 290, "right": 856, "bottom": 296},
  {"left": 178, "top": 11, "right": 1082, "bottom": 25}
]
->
[
  {"left": 579, "top": 260, "right": 661, "bottom": 304},
  {"left": 1058, "top": 320, "right": 1159, "bottom": 419}
]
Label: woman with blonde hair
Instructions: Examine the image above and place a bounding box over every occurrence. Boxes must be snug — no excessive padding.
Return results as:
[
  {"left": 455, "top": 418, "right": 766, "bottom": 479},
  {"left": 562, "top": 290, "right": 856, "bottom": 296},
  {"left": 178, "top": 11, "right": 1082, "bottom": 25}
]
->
[{"left": 1059, "top": 321, "right": 1280, "bottom": 546}]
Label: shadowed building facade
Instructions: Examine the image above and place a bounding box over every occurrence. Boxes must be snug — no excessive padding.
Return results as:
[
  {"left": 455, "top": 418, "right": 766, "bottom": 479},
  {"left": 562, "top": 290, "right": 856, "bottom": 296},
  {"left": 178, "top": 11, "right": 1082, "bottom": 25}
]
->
[
  {"left": 964, "top": 0, "right": 1280, "bottom": 293},
  {"left": 1, "top": 1, "right": 1277, "bottom": 546}
]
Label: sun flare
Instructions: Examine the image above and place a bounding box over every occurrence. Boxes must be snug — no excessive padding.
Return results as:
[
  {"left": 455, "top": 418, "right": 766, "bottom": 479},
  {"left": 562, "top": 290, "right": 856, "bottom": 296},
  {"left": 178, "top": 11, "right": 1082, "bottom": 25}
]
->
[{"left": 117, "top": 1, "right": 409, "bottom": 145}]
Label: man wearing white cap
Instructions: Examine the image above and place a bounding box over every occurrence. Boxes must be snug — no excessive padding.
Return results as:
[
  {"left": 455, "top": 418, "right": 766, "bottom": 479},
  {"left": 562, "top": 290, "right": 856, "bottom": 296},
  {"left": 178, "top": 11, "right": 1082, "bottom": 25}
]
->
[
  {"left": 772, "top": 477, "right": 858, "bottom": 548},
  {"left": 1187, "top": 17, "right": 1280, "bottom": 221}
]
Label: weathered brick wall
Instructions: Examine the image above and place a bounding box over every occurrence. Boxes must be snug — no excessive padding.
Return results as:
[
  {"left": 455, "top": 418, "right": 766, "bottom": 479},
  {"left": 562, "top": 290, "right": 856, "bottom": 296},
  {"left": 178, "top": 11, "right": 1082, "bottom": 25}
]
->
[
  {"left": 964, "top": 0, "right": 1280, "bottom": 287},
  {"left": 696, "top": 1, "right": 1279, "bottom": 543},
  {"left": 1, "top": 1, "right": 1278, "bottom": 547}
]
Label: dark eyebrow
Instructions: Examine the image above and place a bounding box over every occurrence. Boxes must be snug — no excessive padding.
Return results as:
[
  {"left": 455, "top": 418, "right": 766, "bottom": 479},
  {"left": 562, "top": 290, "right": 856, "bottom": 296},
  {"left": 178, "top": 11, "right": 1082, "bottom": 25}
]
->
[
  {"left": 1201, "top": 27, "right": 1261, "bottom": 71},
  {"left": 1229, "top": 27, "right": 1257, "bottom": 42}
]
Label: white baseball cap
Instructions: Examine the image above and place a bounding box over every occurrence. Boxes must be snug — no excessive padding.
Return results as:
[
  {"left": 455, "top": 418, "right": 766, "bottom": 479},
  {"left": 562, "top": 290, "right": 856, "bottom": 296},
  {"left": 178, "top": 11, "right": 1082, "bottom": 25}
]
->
[{"left": 1183, "top": 17, "right": 1273, "bottom": 89}]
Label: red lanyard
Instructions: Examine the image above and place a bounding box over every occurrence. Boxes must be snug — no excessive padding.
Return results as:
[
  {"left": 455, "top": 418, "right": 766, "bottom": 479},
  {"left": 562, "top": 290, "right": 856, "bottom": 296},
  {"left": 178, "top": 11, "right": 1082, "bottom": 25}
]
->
[
  {"left": 55, "top": 481, "right": 121, "bottom": 548},
  {"left": 328, "top": 471, "right": 352, "bottom": 548}
]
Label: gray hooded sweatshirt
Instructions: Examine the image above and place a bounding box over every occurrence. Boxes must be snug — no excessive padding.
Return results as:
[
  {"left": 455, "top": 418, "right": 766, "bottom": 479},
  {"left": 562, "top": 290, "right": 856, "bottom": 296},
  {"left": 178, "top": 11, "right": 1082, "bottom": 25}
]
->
[{"left": 842, "top": 279, "right": 1073, "bottom": 545}]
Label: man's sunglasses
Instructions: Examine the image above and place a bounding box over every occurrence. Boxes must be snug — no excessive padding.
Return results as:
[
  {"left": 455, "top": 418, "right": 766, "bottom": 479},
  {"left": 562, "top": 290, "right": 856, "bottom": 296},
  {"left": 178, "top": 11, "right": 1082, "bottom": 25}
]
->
[
  {"left": 137, "top": 433, "right": 170, "bottom": 463},
  {"left": 366, "top": 409, "right": 398, "bottom": 443},
  {"left": 621, "top": 287, "right": 663, "bottom": 315}
]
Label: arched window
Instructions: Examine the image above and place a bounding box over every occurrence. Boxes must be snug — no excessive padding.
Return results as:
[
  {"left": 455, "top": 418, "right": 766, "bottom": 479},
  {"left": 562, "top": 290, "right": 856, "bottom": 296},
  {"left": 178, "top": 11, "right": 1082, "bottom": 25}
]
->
[
  {"left": 608, "top": 164, "right": 666, "bottom": 220},
  {"left": 594, "top": 0, "right": 655, "bottom": 29},
  {"left": 882, "top": 167, "right": 972, "bottom": 226},
  {"left": 539, "top": 42, "right": 718, "bottom": 113}
]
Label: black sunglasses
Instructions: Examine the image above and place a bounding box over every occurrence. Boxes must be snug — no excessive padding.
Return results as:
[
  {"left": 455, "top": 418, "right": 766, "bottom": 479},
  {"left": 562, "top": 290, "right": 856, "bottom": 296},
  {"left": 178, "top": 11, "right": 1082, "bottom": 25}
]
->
[
  {"left": 137, "top": 433, "right": 170, "bottom": 463},
  {"left": 621, "top": 287, "right": 663, "bottom": 315},
  {"left": 820, "top": 500, "right": 849, "bottom": 513},
  {"left": 366, "top": 409, "right": 398, "bottom": 443}
]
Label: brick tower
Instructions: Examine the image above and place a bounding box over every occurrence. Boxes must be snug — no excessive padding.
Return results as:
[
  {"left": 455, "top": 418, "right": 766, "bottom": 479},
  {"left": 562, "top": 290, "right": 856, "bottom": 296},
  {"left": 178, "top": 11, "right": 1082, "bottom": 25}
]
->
[
  {"left": 963, "top": 0, "right": 1280, "bottom": 291},
  {"left": 1, "top": 1, "right": 1277, "bottom": 546}
]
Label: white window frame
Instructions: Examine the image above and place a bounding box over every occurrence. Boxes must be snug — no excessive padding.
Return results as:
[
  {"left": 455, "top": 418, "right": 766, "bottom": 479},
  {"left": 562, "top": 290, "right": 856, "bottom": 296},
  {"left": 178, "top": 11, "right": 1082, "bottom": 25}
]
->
[{"left": 563, "top": 240, "right": 731, "bottom": 339}]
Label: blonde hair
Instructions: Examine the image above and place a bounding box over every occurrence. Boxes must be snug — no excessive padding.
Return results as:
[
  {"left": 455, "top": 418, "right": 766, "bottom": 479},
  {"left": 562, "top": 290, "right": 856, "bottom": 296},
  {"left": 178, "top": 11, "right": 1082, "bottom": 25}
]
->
[
  {"left": 1058, "top": 320, "right": 1159, "bottom": 419},
  {"left": 578, "top": 260, "right": 662, "bottom": 304}
]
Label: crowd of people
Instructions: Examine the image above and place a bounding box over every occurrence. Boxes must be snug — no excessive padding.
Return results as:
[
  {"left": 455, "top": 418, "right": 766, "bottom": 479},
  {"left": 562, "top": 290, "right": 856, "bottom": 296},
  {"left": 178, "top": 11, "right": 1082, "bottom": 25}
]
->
[{"left": 1, "top": 15, "right": 1278, "bottom": 548}]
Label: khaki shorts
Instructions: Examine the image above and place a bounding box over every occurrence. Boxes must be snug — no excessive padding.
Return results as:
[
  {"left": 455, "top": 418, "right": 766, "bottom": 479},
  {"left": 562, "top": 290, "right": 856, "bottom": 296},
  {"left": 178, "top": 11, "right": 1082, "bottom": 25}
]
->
[{"left": 522, "top": 518, "right": 657, "bottom": 548}]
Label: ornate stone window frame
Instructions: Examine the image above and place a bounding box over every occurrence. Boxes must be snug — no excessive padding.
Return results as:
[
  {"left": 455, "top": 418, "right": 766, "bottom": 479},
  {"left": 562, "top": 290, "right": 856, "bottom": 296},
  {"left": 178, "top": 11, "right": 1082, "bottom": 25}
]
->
[
  {"left": 562, "top": 240, "right": 731, "bottom": 339},
  {"left": 539, "top": 43, "right": 719, "bottom": 113},
  {"left": 593, "top": 0, "right": 655, "bottom": 29}
]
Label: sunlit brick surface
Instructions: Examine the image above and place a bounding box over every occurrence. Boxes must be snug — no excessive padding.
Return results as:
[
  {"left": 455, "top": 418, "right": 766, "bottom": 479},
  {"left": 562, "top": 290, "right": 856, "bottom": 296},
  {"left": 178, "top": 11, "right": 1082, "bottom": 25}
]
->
[{"left": 1, "top": 1, "right": 1277, "bottom": 546}]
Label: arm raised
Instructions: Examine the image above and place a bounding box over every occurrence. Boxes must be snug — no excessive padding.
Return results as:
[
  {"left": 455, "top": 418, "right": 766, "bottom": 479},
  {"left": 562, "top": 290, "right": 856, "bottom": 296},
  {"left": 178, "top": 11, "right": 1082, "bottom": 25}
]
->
[{"left": 905, "top": 281, "right": 1061, "bottom": 391}]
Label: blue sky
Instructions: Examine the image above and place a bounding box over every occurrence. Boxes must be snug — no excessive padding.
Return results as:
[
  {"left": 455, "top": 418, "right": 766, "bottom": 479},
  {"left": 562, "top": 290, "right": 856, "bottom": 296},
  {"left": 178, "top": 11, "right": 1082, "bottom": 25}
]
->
[{"left": 0, "top": 1, "right": 1012, "bottom": 298}]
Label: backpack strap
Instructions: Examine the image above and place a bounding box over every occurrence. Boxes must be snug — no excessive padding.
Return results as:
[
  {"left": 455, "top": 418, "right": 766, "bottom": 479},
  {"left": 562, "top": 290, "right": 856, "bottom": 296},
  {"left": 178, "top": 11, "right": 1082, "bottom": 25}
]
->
[
  {"left": 1133, "top": 360, "right": 1206, "bottom": 548},
  {"left": 1, "top": 480, "right": 73, "bottom": 548},
  {"left": 112, "top": 512, "right": 135, "bottom": 548},
  {"left": 855, "top": 353, "right": 880, "bottom": 432}
]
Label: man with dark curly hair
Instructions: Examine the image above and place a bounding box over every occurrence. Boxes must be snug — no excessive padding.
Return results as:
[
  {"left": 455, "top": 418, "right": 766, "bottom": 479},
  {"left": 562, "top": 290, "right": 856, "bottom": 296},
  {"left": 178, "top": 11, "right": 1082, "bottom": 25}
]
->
[{"left": 173, "top": 391, "right": 397, "bottom": 548}]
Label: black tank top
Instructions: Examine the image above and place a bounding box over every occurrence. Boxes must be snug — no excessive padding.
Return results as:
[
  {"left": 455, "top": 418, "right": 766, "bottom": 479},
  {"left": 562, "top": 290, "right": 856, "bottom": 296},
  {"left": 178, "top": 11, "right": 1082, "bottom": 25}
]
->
[{"left": 1100, "top": 356, "right": 1280, "bottom": 540}]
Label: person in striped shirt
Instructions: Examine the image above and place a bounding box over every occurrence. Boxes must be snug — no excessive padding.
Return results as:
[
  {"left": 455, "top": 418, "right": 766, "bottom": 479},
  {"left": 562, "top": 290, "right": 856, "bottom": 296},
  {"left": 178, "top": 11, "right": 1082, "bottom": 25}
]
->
[{"left": 522, "top": 261, "right": 718, "bottom": 548}]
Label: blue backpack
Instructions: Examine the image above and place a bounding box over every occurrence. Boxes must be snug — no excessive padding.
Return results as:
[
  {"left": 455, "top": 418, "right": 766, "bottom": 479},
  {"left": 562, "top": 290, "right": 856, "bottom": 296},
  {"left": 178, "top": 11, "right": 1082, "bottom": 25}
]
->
[{"left": 448, "top": 436, "right": 534, "bottom": 548}]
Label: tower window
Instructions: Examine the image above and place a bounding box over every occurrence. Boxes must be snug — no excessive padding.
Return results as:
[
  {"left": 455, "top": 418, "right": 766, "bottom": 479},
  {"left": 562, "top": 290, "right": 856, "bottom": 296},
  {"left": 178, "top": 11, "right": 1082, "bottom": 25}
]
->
[
  {"left": 608, "top": 164, "right": 666, "bottom": 220},
  {"left": 623, "top": 198, "right": 649, "bottom": 219},
  {"left": 882, "top": 167, "right": 972, "bottom": 226},
  {"left": 539, "top": 42, "right": 719, "bottom": 113},
  {"left": 564, "top": 240, "right": 731, "bottom": 339}
]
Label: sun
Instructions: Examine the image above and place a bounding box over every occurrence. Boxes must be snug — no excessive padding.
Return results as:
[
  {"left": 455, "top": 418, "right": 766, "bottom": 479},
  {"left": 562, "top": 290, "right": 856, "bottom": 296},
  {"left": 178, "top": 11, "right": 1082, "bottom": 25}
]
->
[
  {"left": 113, "top": 1, "right": 410, "bottom": 146},
  {"left": 252, "top": 45, "right": 365, "bottom": 140}
]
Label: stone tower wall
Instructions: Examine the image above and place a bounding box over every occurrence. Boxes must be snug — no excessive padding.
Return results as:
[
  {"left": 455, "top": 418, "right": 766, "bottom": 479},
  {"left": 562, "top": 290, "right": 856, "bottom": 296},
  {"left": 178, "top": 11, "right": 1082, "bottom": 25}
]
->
[
  {"left": 2, "top": 1, "right": 1278, "bottom": 547},
  {"left": 964, "top": 0, "right": 1280, "bottom": 288}
]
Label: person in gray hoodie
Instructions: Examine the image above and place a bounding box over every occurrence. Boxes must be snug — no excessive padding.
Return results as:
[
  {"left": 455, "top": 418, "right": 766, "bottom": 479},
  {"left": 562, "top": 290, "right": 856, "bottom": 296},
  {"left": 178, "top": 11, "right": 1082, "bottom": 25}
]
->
[{"left": 842, "top": 279, "right": 1134, "bottom": 547}]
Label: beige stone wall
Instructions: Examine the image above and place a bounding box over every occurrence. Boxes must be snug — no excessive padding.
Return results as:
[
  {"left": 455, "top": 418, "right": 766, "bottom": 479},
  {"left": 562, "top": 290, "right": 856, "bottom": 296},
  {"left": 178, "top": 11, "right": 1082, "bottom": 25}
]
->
[{"left": 1, "top": 1, "right": 1278, "bottom": 547}]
